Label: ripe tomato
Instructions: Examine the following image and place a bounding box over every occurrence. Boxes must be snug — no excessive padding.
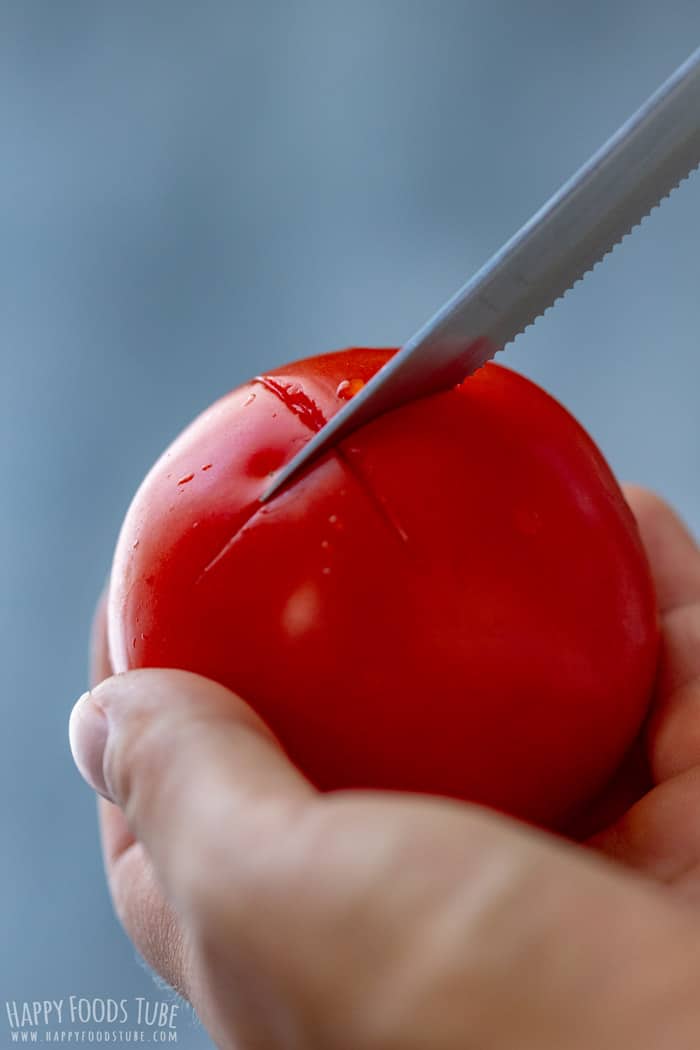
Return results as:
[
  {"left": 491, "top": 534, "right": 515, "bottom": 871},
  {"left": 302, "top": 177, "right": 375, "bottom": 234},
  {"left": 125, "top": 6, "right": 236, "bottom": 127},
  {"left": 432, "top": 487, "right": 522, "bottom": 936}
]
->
[{"left": 108, "top": 348, "right": 658, "bottom": 830}]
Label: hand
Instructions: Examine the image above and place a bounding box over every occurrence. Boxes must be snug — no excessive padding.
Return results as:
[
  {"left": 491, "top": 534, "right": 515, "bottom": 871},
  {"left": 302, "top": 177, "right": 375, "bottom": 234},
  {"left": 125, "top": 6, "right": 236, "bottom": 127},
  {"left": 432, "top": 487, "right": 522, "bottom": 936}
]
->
[{"left": 70, "top": 485, "right": 700, "bottom": 1049}]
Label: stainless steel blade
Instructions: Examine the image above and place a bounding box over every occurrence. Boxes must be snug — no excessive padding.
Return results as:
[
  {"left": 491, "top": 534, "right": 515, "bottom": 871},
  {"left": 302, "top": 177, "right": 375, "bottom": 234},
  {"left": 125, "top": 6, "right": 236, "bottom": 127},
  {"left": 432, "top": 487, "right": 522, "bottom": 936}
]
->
[{"left": 262, "top": 45, "right": 700, "bottom": 502}]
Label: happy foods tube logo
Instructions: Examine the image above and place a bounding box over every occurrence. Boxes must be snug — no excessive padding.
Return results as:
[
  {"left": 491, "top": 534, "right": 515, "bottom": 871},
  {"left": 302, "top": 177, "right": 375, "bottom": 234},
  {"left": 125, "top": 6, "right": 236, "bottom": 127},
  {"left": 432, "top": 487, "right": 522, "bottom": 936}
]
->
[{"left": 4, "top": 997, "right": 181, "bottom": 1043}]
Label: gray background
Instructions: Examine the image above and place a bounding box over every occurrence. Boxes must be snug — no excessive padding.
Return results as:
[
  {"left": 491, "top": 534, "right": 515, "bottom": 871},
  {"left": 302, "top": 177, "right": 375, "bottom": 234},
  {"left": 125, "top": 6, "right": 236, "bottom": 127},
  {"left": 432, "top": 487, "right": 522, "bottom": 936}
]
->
[{"left": 2, "top": 2, "right": 699, "bottom": 1047}]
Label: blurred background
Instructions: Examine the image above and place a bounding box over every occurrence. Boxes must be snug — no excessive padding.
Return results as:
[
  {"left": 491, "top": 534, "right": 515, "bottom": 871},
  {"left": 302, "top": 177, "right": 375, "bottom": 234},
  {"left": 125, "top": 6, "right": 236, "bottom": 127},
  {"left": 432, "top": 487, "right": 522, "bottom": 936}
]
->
[{"left": 2, "top": 2, "right": 699, "bottom": 1045}]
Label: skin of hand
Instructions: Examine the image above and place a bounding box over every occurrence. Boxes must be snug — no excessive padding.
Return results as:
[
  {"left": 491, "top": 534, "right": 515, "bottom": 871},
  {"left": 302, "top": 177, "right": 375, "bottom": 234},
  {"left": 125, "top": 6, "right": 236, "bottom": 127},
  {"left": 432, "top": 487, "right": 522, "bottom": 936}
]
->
[{"left": 69, "top": 485, "right": 700, "bottom": 1050}]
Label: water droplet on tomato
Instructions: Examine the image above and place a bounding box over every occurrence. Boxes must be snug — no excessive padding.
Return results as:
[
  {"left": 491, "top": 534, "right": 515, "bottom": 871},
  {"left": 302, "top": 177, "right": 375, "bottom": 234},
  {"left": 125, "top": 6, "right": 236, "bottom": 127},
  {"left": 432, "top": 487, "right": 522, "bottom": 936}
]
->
[
  {"left": 202, "top": 463, "right": 213, "bottom": 471},
  {"left": 243, "top": 392, "right": 256, "bottom": 407},
  {"left": 131, "top": 540, "right": 140, "bottom": 550},
  {"left": 328, "top": 514, "right": 338, "bottom": 525},
  {"left": 321, "top": 539, "right": 330, "bottom": 549},
  {"left": 336, "top": 378, "right": 365, "bottom": 400},
  {"left": 322, "top": 567, "right": 331, "bottom": 576},
  {"left": 178, "top": 473, "right": 195, "bottom": 486}
]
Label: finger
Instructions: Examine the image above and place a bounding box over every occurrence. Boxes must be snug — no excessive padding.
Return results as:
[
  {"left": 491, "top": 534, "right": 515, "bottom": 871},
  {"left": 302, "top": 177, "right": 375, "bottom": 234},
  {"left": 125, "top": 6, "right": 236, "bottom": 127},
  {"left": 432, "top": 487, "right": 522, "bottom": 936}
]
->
[
  {"left": 648, "top": 671, "right": 700, "bottom": 785},
  {"left": 90, "top": 588, "right": 112, "bottom": 687},
  {"left": 588, "top": 765, "right": 700, "bottom": 904},
  {"left": 590, "top": 489, "right": 700, "bottom": 884},
  {"left": 623, "top": 484, "right": 700, "bottom": 616},
  {"left": 99, "top": 798, "right": 191, "bottom": 998},
  {"left": 620, "top": 487, "right": 700, "bottom": 782},
  {"left": 70, "top": 669, "right": 316, "bottom": 921}
]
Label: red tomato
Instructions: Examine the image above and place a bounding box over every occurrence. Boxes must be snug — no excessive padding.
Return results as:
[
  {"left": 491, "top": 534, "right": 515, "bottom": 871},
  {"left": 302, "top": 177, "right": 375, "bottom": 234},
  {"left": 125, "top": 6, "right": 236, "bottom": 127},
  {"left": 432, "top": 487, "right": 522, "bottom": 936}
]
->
[{"left": 108, "top": 348, "right": 658, "bottom": 830}]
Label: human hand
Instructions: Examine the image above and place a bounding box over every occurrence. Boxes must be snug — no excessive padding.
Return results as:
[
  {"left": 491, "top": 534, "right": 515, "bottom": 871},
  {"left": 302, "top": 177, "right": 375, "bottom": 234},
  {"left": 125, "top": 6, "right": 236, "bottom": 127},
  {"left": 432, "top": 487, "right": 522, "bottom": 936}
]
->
[{"left": 69, "top": 485, "right": 700, "bottom": 1049}]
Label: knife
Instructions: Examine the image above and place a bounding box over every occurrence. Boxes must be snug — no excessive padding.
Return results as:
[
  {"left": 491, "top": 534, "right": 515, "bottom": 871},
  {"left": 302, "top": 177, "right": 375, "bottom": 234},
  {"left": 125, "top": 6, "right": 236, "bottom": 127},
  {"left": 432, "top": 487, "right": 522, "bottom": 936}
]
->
[{"left": 262, "top": 45, "right": 700, "bottom": 502}]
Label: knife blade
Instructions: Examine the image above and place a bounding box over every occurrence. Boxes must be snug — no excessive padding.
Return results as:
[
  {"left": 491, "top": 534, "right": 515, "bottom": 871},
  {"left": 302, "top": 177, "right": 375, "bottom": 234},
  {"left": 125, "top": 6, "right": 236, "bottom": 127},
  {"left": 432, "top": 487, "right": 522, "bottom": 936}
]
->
[{"left": 262, "top": 45, "right": 700, "bottom": 502}]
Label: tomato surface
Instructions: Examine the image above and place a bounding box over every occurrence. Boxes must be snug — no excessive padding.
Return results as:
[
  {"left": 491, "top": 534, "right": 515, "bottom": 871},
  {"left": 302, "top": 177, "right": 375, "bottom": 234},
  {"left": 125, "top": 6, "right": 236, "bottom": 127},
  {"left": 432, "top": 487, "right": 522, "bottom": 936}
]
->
[{"left": 108, "top": 348, "right": 659, "bottom": 830}]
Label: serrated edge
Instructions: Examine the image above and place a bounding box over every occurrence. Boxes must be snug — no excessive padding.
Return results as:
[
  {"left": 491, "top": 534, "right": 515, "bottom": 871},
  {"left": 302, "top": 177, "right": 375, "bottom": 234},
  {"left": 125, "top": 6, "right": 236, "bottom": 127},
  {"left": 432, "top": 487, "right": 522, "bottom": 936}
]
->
[{"left": 503, "top": 161, "right": 700, "bottom": 351}]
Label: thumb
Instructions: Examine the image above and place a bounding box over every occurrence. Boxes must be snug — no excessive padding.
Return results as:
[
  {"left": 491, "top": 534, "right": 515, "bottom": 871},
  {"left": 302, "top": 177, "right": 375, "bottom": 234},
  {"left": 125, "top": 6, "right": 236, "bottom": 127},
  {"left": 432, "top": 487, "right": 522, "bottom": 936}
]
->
[{"left": 69, "top": 669, "right": 314, "bottom": 914}]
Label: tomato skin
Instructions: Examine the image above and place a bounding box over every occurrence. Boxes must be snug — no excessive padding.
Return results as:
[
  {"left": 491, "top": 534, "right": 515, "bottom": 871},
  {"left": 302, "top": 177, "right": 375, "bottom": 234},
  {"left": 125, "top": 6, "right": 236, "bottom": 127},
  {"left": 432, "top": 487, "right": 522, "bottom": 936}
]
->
[{"left": 108, "top": 348, "right": 659, "bottom": 830}]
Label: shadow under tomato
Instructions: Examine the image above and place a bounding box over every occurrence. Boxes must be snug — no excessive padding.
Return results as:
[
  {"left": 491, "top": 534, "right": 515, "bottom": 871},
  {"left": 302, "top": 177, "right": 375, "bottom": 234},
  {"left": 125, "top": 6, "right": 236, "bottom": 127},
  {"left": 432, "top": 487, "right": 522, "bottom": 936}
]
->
[{"left": 564, "top": 733, "right": 653, "bottom": 842}]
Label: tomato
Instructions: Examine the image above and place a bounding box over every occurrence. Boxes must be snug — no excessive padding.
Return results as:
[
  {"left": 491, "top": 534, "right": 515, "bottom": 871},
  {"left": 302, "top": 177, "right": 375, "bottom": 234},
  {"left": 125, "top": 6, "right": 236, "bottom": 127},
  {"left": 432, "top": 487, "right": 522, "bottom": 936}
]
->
[{"left": 107, "top": 348, "right": 658, "bottom": 830}]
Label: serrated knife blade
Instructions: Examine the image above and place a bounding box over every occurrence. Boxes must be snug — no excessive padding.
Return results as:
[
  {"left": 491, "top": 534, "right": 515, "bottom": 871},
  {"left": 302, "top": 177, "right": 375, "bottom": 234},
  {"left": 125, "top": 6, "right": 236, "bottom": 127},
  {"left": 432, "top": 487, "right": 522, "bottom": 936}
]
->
[{"left": 262, "top": 45, "right": 700, "bottom": 502}]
